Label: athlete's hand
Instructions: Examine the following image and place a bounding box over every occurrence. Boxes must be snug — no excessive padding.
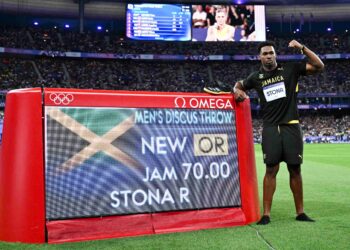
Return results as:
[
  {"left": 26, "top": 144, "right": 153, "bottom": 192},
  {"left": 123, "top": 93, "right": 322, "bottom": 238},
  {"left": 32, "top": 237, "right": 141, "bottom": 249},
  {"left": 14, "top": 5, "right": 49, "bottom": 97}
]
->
[
  {"left": 233, "top": 88, "right": 248, "bottom": 102},
  {"left": 288, "top": 40, "right": 303, "bottom": 50}
]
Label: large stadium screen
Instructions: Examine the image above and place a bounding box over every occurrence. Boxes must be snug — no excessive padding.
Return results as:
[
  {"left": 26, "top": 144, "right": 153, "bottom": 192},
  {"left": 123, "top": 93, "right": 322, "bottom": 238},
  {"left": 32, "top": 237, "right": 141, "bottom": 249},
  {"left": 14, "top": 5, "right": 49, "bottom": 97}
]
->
[
  {"left": 126, "top": 3, "right": 192, "bottom": 41},
  {"left": 191, "top": 4, "right": 266, "bottom": 42}
]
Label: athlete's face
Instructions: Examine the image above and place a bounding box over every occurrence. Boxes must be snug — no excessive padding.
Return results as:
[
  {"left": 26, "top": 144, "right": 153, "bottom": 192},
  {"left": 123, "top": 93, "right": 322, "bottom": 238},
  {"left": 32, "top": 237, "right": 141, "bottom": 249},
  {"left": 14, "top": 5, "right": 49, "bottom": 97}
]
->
[
  {"left": 216, "top": 12, "right": 227, "bottom": 26},
  {"left": 259, "top": 46, "right": 277, "bottom": 70}
]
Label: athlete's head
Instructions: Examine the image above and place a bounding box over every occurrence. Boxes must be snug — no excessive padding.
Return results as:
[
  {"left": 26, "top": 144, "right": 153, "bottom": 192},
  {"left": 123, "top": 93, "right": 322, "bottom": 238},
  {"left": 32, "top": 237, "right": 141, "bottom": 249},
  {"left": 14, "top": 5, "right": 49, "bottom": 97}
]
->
[
  {"left": 215, "top": 8, "right": 228, "bottom": 27},
  {"left": 258, "top": 41, "right": 277, "bottom": 71}
]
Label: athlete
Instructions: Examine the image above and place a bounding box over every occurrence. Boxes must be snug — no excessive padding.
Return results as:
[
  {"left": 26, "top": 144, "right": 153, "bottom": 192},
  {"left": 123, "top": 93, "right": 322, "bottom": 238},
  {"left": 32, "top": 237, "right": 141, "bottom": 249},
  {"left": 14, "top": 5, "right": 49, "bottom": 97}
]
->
[
  {"left": 233, "top": 40, "right": 324, "bottom": 225},
  {"left": 206, "top": 8, "right": 235, "bottom": 41}
]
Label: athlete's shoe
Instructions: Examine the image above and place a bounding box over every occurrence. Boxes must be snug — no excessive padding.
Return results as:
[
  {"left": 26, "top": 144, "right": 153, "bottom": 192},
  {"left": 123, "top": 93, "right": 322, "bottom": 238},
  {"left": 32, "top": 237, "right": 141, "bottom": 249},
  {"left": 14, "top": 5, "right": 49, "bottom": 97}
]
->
[
  {"left": 203, "top": 86, "right": 231, "bottom": 95},
  {"left": 257, "top": 215, "right": 271, "bottom": 225},
  {"left": 203, "top": 81, "right": 232, "bottom": 95},
  {"left": 296, "top": 213, "right": 315, "bottom": 222}
]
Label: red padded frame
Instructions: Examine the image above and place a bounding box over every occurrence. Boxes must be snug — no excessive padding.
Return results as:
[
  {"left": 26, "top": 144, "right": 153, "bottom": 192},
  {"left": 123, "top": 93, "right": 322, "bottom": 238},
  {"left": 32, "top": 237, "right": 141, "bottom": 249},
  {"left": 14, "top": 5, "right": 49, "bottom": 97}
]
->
[
  {"left": 0, "top": 89, "right": 45, "bottom": 243},
  {"left": 0, "top": 88, "right": 259, "bottom": 243}
]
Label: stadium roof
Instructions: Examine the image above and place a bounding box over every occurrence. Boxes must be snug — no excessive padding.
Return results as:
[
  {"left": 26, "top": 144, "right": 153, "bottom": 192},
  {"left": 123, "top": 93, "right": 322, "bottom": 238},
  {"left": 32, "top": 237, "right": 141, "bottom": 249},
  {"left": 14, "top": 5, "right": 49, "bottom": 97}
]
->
[
  {"left": 1, "top": 0, "right": 350, "bottom": 21},
  {"left": 89, "top": 0, "right": 350, "bottom": 3}
]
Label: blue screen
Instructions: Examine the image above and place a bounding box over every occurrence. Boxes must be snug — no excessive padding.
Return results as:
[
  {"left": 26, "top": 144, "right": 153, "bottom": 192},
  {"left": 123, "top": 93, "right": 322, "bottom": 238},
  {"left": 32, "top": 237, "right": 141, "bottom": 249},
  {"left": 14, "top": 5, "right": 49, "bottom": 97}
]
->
[{"left": 126, "top": 3, "right": 191, "bottom": 41}]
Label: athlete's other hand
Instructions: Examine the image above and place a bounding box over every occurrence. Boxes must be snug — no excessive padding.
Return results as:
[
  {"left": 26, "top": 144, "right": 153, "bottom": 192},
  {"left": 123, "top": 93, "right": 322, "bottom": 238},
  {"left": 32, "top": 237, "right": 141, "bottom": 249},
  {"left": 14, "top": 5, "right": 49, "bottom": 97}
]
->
[
  {"left": 233, "top": 88, "right": 247, "bottom": 102},
  {"left": 288, "top": 40, "right": 303, "bottom": 50}
]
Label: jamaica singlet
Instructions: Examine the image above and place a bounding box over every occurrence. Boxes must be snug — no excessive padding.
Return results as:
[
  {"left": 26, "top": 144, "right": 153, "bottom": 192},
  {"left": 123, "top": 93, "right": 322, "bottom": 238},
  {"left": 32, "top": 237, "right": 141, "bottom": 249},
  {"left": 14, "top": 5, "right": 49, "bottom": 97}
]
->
[{"left": 242, "top": 62, "right": 307, "bottom": 126}]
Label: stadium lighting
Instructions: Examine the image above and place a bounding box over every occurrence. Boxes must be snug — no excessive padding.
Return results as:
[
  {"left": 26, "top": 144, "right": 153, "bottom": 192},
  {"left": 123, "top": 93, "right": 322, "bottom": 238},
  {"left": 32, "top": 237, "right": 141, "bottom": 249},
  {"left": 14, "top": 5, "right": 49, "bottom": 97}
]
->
[
  {"left": 97, "top": 26, "right": 102, "bottom": 30},
  {"left": 33, "top": 22, "right": 39, "bottom": 26},
  {"left": 65, "top": 24, "right": 70, "bottom": 28}
]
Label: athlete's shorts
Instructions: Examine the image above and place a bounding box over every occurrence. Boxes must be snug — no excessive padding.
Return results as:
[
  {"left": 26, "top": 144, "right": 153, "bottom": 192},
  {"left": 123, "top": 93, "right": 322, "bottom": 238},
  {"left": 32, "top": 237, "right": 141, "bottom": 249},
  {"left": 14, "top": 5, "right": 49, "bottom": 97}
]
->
[{"left": 261, "top": 124, "right": 303, "bottom": 166}]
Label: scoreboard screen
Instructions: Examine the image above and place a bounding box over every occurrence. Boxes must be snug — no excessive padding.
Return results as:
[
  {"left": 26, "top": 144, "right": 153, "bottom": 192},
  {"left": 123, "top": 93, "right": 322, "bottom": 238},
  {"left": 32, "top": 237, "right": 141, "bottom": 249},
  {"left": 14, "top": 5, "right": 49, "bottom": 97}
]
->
[
  {"left": 45, "top": 107, "right": 241, "bottom": 219},
  {"left": 126, "top": 3, "right": 192, "bottom": 41}
]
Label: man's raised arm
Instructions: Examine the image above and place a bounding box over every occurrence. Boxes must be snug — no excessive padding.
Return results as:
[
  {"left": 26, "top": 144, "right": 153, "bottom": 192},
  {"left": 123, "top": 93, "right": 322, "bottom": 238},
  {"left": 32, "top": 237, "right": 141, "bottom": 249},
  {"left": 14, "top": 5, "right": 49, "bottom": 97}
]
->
[{"left": 288, "top": 40, "right": 325, "bottom": 75}]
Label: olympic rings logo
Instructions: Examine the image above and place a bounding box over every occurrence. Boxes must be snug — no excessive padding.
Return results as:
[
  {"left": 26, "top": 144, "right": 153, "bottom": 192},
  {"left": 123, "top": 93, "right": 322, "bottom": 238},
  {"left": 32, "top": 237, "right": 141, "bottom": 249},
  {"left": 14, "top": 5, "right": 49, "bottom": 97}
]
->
[{"left": 49, "top": 93, "right": 74, "bottom": 105}]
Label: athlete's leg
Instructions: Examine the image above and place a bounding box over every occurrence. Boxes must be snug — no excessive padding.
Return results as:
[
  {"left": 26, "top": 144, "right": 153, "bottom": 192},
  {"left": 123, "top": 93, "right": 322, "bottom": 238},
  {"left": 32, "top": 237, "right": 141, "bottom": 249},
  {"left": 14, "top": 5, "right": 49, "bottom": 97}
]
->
[
  {"left": 287, "top": 164, "right": 315, "bottom": 222},
  {"left": 263, "top": 164, "right": 280, "bottom": 216},
  {"left": 258, "top": 125, "right": 282, "bottom": 225},
  {"left": 257, "top": 164, "right": 280, "bottom": 225},
  {"left": 287, "top": 164, "right": 303, "bottom": 214}
]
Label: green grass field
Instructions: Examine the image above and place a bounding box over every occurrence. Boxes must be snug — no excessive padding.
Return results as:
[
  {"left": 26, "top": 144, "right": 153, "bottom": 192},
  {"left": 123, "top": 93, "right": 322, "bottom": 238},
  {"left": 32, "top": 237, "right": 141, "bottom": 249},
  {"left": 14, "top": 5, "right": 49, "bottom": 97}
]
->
[{"left": 1, "top": 144, "right": 349, "bottom": 250}]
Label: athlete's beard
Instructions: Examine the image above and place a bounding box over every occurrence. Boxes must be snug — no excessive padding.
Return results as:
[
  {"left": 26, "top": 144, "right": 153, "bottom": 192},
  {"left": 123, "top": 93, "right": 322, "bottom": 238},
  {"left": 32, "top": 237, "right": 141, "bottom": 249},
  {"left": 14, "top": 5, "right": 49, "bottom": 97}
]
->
[{"left": 263, "top": 61, "right": 277, "bottom": 71}]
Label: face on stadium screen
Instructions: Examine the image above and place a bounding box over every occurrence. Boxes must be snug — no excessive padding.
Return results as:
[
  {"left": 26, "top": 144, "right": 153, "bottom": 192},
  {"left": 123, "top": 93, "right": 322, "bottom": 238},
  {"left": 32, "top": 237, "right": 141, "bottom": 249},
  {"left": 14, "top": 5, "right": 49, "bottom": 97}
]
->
[
  {"left": 44, "top": 107, "right": 241, "bottom": 219},
  {"left": 191, "top": 4, "right": 266, "bottom": 42},
  {"left": 215, "top": 11, "right": 227, "bottom": 27}
]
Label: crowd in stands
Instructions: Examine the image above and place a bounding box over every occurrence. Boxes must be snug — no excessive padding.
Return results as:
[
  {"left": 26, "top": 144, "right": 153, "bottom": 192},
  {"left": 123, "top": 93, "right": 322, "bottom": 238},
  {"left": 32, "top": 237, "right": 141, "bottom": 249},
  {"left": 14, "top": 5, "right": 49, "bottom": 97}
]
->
[
  {"left": 297, "top": 60, "right": 350, "bottom": 94},
  {"left": 253, "top": 115, "right": 350, "bottom": 144},
  {"left": 1, "top": 27, "right": 350, "bottom": 55},
  {"left": 301, "top": 115, "right": 350, "bottom": 143},
  {"left": 0, "top": 57, "right": 38, "bottom": 90},
  {"left": 1, "top": 57, "right": 350, "bottom": 95},
  {"left": 0, "top": 27, "right": 28, "bottom": 49}
]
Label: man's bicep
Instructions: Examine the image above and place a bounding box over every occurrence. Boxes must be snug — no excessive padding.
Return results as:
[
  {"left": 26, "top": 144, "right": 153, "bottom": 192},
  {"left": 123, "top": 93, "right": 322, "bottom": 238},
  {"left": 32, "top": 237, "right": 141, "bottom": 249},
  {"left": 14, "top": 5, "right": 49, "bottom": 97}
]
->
[{"left": 305, "top": 62, "right": 322, "bottom": 75}]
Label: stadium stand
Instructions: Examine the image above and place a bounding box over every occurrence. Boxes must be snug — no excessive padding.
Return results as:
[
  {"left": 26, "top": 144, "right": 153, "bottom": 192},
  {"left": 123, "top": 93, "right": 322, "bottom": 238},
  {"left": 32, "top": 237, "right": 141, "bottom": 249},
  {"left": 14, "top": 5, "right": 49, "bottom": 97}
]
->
[
  {"left": 1, "top": 56, "right": 350, "bottom": 95},
  {"left": 1, "top": 26, "right": 350, "bottom": 55},
  {"left": 0, "top": 26, "right": 349, "bottom": 143}
]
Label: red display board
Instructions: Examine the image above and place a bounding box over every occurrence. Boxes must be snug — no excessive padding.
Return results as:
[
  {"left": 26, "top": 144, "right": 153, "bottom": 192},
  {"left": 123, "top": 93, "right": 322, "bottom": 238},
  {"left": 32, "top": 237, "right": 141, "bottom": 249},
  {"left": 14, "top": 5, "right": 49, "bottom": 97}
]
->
[{"left": 0, "top": 88, "right": 259, "bottom": 243}]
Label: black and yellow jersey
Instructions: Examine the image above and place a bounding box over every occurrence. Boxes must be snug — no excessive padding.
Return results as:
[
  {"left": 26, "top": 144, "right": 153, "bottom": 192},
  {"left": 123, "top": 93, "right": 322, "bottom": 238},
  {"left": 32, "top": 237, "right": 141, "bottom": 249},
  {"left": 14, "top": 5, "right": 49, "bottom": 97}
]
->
[{"left": 242, "top": 62, "right": 306, "bottom": 127}]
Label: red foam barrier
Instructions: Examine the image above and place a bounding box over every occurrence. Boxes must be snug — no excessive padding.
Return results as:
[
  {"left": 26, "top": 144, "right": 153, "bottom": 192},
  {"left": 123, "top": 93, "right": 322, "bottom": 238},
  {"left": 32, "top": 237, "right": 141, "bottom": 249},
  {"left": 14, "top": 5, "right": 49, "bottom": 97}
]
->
[
  {"left": 0, "top": 88, "right": 259, "bottom": 243},
  {"left": 0, "top": 88, "right": 45, "bottom": 243},
  {"left": 235, "top": 99, "right": 260, "bottom": 224},
  {"left": 47, "top": 214, "right": 154, "bottom": 243}
]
